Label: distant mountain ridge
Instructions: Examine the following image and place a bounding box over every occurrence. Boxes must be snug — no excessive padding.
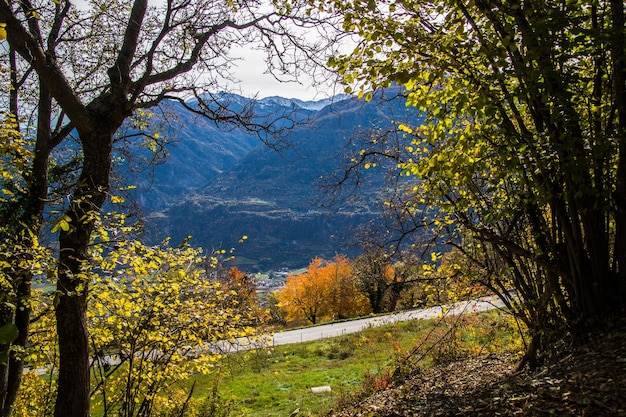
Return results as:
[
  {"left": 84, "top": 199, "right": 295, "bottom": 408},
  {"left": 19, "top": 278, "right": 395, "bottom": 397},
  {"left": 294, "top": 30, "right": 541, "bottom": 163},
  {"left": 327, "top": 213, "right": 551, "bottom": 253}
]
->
[
  {"left": 123, "top": 89, "right": 415, "bottom": 271},
  {"left": 257, "top": 95, "right": 350, "bottom": 111}
]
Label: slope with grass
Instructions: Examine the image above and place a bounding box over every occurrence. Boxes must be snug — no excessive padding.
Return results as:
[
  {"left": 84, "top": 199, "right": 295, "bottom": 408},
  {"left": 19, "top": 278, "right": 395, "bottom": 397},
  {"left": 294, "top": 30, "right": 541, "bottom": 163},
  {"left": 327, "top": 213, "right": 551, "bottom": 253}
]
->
[
  {"left": 186, "top": 309, "right": 525, "bottom": 416},
  {"left": 326, "top": 316, "right": 626, "bottom": 417}
]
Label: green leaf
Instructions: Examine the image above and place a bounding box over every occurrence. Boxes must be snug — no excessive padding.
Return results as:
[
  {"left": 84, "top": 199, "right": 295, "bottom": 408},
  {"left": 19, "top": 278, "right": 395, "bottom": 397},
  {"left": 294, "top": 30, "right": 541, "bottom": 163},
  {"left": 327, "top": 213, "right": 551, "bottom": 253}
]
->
[
  {"left": 0, "top": 323, "right": 18, "bottom": 344},
  {"left": 51, "top": 215, "right": 71, "bottom": 233}
]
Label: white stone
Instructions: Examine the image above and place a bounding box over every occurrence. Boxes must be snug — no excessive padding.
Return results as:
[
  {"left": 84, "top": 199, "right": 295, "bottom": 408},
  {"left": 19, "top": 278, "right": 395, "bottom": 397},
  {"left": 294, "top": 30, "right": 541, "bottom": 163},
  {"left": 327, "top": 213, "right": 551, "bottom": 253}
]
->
[{"left": 311, "top": 386, "right": 332, "bottom": 393}]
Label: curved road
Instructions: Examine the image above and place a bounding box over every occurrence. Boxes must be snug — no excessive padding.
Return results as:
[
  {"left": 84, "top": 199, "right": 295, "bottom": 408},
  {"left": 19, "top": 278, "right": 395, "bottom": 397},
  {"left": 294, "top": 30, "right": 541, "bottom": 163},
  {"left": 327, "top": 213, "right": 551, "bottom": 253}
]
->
[
  {"left": 33, "top": 295, "right": 508, "bottom": 374},
  {"left": 225, "top": 295, "right": 507, "bottom": 351}
]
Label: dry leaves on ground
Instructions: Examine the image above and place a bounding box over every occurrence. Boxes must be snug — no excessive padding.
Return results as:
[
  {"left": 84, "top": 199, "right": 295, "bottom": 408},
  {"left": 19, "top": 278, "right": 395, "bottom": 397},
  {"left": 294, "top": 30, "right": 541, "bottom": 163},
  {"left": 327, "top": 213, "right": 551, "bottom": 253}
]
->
[{"left": 327, "top": 317, "right": 626, "bottom": 417}]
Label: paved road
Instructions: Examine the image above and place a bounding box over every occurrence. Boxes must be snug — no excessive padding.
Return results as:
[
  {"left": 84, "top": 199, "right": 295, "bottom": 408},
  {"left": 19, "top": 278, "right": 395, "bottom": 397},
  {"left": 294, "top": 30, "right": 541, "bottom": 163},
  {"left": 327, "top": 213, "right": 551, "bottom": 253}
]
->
[
  {"left": 225, "top": 294, "right": 507, "bottom": 351},
  {"left": 32, "top": 295, "right": 507, "bottom": 373}
]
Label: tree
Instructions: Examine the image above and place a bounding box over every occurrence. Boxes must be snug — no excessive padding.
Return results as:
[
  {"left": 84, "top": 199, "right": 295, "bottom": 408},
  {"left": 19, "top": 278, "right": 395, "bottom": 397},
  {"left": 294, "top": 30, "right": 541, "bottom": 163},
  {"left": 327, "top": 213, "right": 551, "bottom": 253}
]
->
[
  {"left": 263, "top": 291, "right": 287, "bottom": 326},
  {"left": 0, "top": 33, "right": 64, "bottom": 413},
  {"left": 277, "top": 256, "right": 370, "bottom": 324},
  {"left": 89, "top": 239, "right": 257, "bottom": 417},
  {"left": 351, "top": 246, "right": 395, "bottom": 313},
  {"left": 0, "top": 0, "right": 340, "bottom": 414},
  {"left": 324, "top": 0, "right": 626, "bottom": 364},
  {"left": 396, "top": 248, "right": 488, "bottom": 309},
  {"left": 278, "top": 258, "right": 330, "bottom": 324},
  {"left": 3, "top": 232, "right": 261, "bottom": 416},
  {"left": 0, "top": 109, "right": 55, "bottom": 417},
  {"left": 325, "top": 254, "right": 370, "bottom": 320},
  {"left": 214, "top": 266, "right": 267, "bottom": 326}
]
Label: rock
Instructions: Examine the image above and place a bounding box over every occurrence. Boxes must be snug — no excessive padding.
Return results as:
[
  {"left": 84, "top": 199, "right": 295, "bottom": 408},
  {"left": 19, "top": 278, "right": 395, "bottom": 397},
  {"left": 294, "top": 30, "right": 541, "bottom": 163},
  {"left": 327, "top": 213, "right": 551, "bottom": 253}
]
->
[{"left": 311, "top": 386, "right": 332, "bottom": 393}]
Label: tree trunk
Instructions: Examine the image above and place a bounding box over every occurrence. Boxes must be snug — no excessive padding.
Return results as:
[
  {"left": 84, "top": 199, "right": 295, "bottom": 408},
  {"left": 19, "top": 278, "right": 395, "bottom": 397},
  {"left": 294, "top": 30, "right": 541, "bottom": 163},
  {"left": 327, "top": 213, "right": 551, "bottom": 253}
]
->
[
  {"left": 1, "top": 276, "right": 33, "bottom": 417},
  {"left": 1, "top": 81, "right": 54, "bottom": 417},
  {"left": 54, "top": 278, "right": 90, "bottom": 417},
  {"left": 611, "top": 0, "right": 626, "bottom": 300},
  {"left": 54, "top": 128, "right": 113, "bottom": 417}
]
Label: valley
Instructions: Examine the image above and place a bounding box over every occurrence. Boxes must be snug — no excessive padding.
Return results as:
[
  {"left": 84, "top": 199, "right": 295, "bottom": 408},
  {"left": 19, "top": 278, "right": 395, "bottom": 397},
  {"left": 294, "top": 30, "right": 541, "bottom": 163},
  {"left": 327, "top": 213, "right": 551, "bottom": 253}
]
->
[{"left": 123, "top": 89, "right": 416, "bottom": 271}]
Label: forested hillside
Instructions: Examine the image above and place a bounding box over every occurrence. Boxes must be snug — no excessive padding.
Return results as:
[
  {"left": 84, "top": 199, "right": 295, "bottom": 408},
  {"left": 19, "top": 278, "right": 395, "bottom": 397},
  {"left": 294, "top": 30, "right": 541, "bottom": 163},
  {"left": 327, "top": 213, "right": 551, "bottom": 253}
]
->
[{"left": 129, "top": 90, "right": 416, "bottom": 270}]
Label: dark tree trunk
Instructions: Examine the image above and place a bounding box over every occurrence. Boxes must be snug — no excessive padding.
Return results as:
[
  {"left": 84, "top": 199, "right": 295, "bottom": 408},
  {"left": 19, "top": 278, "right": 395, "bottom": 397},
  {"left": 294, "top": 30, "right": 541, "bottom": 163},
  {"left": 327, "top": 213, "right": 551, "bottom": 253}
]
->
[
  {"left": 54, "top": 127, "right": 113, "bottom": 417},
  {"left": 611, "top": 0, "right": 626, "bottom": 300},
  {"left": 0, "top": 81, "right": 54, "bottom": 417},
  {"left": 54, "top": 280, "right": 90, "bottom": 417}
]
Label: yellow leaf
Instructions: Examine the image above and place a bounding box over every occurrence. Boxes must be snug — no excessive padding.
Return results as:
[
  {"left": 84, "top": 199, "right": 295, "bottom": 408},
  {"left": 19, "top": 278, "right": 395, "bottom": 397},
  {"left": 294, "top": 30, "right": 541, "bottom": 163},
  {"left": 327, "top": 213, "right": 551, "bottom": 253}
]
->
[
  {"left": 398, "top": 123, "right": 413, "bottom": 134},
  {"left": 0, "top": 23, "right": 6, "bottom": 41}
]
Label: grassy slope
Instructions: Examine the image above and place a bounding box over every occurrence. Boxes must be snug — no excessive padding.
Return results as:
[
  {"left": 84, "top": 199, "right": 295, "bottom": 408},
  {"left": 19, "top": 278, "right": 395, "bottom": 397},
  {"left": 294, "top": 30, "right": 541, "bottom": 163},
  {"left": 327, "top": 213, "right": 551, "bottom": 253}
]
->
[
  {"left": 187, "top": 310, "right": 524, "bottom": 416},
  {"left": 327, "top": 315, "right": 626, "bottom": 417}
]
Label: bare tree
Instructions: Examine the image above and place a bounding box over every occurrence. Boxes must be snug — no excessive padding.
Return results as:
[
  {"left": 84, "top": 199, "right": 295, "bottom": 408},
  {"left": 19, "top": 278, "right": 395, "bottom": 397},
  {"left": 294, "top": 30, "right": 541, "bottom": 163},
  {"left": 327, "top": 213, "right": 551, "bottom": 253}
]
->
[{"left": 0, "top": 0, "right": 341, "bottom": 415}]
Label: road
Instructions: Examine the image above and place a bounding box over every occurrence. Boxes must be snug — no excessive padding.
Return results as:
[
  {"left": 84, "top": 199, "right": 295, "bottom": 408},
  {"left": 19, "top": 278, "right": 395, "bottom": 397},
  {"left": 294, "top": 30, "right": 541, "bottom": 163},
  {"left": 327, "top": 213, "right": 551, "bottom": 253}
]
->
[
  {"left": 32, "top": 295, "right": 508, "bottom": 374},
  {"left": 225, "top": 294, "right": 507, "bottom": 351}
]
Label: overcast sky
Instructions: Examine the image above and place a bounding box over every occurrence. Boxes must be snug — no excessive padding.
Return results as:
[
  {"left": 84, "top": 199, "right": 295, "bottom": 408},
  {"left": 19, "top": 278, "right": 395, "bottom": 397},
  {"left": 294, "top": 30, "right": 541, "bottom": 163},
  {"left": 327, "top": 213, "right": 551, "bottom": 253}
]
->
[
  {"left": 229, "top": 48, "right": 341, "bottom": 101},
  {"left": 231, "top": 69, "right": 323, "bottom": 101},
  {"left": 233, "top": 69, "right": 328, "bottom": 101}
]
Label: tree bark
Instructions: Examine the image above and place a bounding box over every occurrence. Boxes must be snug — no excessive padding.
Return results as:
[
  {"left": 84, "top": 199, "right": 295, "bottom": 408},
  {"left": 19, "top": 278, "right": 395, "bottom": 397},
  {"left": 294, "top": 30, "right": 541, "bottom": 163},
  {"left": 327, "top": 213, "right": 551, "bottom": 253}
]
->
[
  {"left": 54, "top": 127, "right": 113, "bottom": 417},
  {"left": 0, "top": 78, "right": 54, "bottom": 416},
  {"left": 611, "top": 0, "right": 626, "bottom": 300},
  {"left": 54, "top": 283, "right": 90, "bottom": 417}
]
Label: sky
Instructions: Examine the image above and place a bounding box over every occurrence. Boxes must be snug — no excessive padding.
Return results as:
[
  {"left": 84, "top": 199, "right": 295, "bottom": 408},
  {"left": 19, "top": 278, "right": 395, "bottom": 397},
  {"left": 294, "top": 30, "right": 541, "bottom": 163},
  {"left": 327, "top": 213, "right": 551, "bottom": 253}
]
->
[
  {"left": 231, "top": 67, "right": 324, "bottom": 101},
  {"left": 10, "top": 0, "right": 346, "bottom": 102},
  {"left": 229, "top": 47, "right": 342, "bottom": 101}
]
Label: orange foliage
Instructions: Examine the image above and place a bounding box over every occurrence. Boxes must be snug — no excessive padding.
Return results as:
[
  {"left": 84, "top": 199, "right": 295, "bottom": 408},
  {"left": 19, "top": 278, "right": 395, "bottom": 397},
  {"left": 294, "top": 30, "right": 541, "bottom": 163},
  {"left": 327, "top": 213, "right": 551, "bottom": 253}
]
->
[
  {"left": 277, "top": 255, "right": 371, "bottom": 324},
  {"left": 221, "top": 266, "right": 267, "bottom": 323},
  {"left": 326, "top": 255, "right": 371, "bottom": 320}
]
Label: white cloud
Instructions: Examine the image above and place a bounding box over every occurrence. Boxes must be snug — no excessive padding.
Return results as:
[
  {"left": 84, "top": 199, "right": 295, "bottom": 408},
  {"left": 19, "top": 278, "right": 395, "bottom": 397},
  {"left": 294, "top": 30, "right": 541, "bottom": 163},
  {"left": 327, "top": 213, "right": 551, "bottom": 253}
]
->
[{"left": 229, "top": 47, "right": 339, "bottom": 101}]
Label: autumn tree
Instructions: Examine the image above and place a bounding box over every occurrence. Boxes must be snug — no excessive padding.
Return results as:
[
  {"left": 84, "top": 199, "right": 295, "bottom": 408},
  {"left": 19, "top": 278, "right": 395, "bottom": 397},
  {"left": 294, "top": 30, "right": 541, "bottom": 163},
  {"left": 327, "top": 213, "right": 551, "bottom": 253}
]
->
[
  {"left": 1, "top": 113, "right": 53, "bottom": 414},
  {"left": 263, "top": 291, "right": 287, "bottom": 326},
  {"left": 325, "top": 255, "right": 370, "bottom": 320},
  {"left": 396, "top": 249, "right": 488, "bottom": 309},
  {"left": 323, "top": 0, "right": 626, "bottom": 364},
  {"left": 277, "top": 256, "right": 370, "bottom": 324},
  {"left": 0, "top": 0, "right": 341, "bottom": 414},
  {"left": 88, "top": 239, "right": 259, "bottom": 417},
  {"left": 215, "top": 266, "right": 267, "bottom": 325},
  {"left": 0, "top": 41, "right": 64, "bottom": 414},
  {"left": 0, "top": 108, "right": 55, "bottom": 416},
  {"left": 278, "top": 258, "right": 330, "bottom": 324},
  {"left": 351, "top": 246, "right": 396, "bottom": 313},
  {"left": 3, "top": 231, "right": 261, "bottom": 416}
]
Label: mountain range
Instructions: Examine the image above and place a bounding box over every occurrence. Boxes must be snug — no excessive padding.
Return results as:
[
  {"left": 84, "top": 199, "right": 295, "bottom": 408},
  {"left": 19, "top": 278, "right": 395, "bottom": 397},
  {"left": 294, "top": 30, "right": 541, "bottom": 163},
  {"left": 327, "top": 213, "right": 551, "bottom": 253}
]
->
[{"left": 120, "top": 89, "right": 415, "bottom": 271}]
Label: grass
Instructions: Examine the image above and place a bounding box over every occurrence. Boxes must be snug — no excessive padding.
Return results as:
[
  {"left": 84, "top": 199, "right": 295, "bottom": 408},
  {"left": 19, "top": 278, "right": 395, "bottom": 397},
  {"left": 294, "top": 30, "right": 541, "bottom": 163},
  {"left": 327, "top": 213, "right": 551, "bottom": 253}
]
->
[
  {"left": 33, "top": 281, "right": 55, "bottom": 294},
  {"left": 185, "top": 309, "right": 525, "bottom": 416}
]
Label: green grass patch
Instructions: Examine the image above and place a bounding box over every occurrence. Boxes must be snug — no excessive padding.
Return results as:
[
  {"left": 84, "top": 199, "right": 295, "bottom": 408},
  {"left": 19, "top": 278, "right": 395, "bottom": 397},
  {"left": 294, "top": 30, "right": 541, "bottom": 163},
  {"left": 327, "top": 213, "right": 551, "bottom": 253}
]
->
[
  {"left": 33, "top": 281, "right": 55, "bottom": 293},
  {"left": 186, "top": 309, "right": 524, "bottom": 416}
]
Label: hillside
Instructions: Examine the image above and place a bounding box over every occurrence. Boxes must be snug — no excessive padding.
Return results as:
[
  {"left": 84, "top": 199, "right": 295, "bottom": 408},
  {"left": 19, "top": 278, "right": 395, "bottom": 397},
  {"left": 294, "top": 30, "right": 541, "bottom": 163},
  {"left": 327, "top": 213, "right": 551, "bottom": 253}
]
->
[
  {"left": 327, "top": 317, "right": 626, "bottom": 416},
  {"left": 126, "top": 89, "right": 417, "bottom": 271},
  {"left": 118, "top": 97, "right": 299, "bottom": 212}
]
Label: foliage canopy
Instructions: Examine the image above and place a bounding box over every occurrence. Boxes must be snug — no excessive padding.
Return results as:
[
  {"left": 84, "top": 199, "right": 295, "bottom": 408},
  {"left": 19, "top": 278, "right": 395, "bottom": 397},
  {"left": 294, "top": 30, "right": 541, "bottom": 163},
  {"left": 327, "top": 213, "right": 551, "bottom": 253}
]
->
[
  {"left": 324, "top": 0, "right": 626, "bottom": 363},
  {"left": 0, "top": 0, "right": 341, "bottom": 414},
  {"left": 278, "top": 255, "right": 371, "bottom": 324}
]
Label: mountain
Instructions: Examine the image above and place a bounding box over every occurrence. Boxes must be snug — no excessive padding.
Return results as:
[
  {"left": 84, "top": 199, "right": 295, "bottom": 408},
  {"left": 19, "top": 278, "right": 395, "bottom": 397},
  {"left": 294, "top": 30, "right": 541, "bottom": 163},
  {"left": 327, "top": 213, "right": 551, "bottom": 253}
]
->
[
  {"left": 124, "top": 89, "right": 415, "bottom": 271},
  {"left": 118, "top": 99, "right": 260, "bottom": 212},
  {"left": 257, "top": 95, "right": 351, "bottom": 111}
]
